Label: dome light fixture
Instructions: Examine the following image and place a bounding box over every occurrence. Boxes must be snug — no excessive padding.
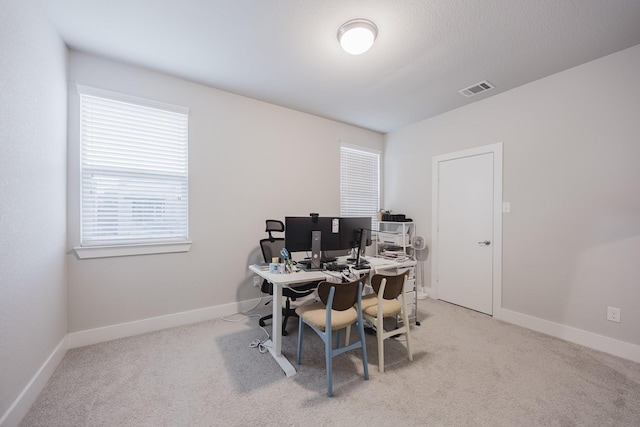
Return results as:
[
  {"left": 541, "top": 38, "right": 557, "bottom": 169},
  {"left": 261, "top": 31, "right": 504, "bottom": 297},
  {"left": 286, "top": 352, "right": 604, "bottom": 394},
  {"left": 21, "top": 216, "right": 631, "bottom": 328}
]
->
[{"left": 337, "top": 19, "right": 378, "bottom": 55}]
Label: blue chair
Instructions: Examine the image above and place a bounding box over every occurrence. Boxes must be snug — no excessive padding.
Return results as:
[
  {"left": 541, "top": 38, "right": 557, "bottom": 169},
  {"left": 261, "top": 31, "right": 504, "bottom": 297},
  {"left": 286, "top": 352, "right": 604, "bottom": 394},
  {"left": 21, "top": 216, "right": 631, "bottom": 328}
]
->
[{"left": 296, "top": 278, "right": 369, "bottom": 397}]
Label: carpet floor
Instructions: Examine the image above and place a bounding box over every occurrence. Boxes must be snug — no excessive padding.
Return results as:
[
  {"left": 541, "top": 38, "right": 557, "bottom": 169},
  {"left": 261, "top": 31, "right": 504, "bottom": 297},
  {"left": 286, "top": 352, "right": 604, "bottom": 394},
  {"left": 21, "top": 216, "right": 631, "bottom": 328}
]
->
[{"left": 20, "top": 298, "right": 640, "bottom": 426}]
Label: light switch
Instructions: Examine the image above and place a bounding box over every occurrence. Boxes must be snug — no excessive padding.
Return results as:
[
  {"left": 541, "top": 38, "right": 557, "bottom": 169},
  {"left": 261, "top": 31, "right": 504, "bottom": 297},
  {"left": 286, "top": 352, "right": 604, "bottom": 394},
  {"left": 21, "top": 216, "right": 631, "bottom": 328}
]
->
[{"left": 502, "top": 202, "right": 511, "bottom": 213}]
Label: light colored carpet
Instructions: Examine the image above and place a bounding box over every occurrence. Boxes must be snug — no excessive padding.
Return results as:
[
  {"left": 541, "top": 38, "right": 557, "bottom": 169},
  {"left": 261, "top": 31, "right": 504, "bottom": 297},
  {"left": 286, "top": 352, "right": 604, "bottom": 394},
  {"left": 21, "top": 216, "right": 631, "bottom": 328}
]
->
[{"left": 20, "top": 299, "right": 640, "bottom": 426}]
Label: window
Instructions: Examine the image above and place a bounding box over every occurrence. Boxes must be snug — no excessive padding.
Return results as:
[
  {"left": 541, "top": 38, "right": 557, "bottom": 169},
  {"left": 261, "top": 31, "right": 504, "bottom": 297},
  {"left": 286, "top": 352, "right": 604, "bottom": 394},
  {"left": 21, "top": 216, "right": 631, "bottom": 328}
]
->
[
  {"left": 75, "top": 85, "right": 190, "bottom": 258},
  {"left": 340, "top": 144, "right": 380, "bottom": 229}
]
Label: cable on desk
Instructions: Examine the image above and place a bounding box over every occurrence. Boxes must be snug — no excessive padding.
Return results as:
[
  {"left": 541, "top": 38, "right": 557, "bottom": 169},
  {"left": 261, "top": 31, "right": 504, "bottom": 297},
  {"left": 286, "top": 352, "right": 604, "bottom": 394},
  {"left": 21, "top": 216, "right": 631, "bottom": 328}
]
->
[{"left": 281, "top": 284, "right": 317, "bottom": 295}]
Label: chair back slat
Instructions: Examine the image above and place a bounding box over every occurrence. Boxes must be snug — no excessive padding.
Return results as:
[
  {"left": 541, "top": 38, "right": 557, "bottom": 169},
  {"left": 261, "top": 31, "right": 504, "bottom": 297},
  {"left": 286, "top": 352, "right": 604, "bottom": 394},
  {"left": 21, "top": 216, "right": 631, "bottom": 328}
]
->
[
  {"left": 318, "top": 279, "right": 361, "bottom": 311},
  {"left": 371, "top": 270, "right": 409, "bottom": 300}
]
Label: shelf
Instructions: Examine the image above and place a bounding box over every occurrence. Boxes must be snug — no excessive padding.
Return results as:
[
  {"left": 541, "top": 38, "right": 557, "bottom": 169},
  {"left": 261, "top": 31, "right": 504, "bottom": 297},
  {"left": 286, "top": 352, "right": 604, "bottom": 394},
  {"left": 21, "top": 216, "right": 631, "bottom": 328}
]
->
[
  {"left": 376, "top": 221, "right": 414, "bottom": 258},
  {"left": 374, "top": 221, "right": 419, "bottom": 325}
]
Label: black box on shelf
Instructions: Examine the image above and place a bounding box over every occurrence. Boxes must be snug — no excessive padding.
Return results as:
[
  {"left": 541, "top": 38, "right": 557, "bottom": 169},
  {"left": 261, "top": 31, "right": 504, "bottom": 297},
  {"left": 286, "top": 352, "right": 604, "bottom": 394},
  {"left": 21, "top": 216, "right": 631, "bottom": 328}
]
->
[{"left": 382, "top": 214, "right": 409, "bottom": 222}]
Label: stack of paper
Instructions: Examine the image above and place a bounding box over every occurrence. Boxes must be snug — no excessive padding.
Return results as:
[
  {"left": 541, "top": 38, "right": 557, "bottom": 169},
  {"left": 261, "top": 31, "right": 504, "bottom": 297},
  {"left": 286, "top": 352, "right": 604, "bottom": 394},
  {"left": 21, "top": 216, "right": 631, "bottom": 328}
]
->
[{"left": 381, "top": 248, "right": 407, "bottom": 260}]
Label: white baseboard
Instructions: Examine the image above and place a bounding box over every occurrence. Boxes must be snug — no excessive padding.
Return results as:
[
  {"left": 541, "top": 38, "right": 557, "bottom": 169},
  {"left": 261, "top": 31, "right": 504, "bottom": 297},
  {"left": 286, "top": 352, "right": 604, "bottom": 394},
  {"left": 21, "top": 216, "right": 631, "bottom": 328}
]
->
[
  {"left": 496, "top": 308, "right": 640, "bottom": 363},
  {"left": 67, "top": 298, "right": 262, "bottom": 349},
  {"left": 0, "top": 336, "right": 68, "bottom": 427}
]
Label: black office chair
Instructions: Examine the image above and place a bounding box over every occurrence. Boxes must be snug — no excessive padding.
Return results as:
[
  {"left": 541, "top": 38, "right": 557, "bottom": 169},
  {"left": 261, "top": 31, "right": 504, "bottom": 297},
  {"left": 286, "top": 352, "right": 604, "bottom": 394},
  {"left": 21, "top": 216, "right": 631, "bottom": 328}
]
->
[{"left": 258, "top": 220, "right": 318, "bottom": 336}]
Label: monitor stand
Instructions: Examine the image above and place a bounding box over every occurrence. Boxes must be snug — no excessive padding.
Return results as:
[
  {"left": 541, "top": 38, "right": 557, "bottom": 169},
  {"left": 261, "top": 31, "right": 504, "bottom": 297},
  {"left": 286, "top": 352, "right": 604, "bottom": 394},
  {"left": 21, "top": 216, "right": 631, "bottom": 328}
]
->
[
  {"left": 310, "top": 230, "right": 322, "bottom": 270},
  {"left": 353, "top": 228, "right": 369, "bottom": 269}
]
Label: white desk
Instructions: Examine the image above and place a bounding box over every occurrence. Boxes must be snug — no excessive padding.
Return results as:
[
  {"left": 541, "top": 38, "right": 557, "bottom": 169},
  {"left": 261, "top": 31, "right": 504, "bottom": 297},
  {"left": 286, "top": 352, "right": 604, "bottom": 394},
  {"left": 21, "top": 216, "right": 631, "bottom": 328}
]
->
[
  {"left": 248, "top": 256, "right": 416, "bottom": 377},
  {"left": 364, "top": 255, "right": 416, "bottom": 272}
]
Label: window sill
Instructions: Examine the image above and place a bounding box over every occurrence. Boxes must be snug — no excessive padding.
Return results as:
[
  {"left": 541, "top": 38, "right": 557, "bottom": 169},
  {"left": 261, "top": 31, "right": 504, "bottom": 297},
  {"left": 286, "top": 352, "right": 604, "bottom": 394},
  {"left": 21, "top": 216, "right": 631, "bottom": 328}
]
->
[{"left": 73, "top": 241, "right": 192, "bottom": 259}]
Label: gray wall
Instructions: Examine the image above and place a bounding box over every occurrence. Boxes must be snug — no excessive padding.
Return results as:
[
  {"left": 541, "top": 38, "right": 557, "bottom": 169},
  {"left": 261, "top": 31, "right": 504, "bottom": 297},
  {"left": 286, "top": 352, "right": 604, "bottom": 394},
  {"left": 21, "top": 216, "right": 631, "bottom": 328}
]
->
[
  {"left": 0, "top": 0, "right": 68, "bottom": 420},
  {"left": 384, "top": 44, "right": 640, "bottom": 346},
  {"left": 66, "top": 52, "right": 384, "bottom": 332}
]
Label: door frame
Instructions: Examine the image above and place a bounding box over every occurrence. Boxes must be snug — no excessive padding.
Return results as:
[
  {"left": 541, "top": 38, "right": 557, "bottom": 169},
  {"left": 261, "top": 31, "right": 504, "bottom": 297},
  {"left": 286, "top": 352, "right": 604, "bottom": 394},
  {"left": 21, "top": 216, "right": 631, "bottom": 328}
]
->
[{"left": 431, "top": 142, "right": 503, "bottom": 318}]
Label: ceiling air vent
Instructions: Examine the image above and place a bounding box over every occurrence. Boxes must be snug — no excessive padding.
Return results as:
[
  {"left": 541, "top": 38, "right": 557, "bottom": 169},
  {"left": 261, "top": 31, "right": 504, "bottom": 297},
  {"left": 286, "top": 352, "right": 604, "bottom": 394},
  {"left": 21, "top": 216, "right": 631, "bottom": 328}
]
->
[{"left": 459, "top": 80, "right": 495, "bottom": 97}]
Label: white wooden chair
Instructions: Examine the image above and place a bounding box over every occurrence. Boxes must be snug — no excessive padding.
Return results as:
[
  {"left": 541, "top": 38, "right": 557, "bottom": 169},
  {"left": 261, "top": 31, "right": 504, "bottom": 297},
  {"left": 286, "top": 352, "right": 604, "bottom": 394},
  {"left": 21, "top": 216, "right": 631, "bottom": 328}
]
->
[{"left": 360, "top": 270, "right": 413, "bottom": 373}]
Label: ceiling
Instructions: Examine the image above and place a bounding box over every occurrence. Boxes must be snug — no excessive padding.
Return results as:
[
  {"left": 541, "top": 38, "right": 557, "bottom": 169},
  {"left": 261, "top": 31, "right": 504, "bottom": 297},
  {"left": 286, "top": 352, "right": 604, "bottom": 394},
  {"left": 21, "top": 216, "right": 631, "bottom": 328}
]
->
[{"left": 41, "top": 0, "right": 640, "bottom": 134}]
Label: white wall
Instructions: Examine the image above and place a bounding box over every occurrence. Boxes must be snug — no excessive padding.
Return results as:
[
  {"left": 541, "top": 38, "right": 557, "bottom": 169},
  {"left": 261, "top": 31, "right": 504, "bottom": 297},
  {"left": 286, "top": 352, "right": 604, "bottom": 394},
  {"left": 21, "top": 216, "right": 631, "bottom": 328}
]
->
[
  {"left": 66, "top": 52, "right": 384, "bottom": 333},
  {"left": 0, "top": 0, "right": 68, "bottom": 423},
  {"left": 384, "top": 44, "right": 640, "bottom": 349}
]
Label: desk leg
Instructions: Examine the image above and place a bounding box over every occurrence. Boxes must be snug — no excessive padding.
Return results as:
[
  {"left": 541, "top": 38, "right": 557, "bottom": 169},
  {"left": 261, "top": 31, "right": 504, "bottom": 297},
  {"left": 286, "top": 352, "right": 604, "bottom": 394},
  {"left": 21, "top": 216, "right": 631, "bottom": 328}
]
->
[
  {"left": 266, "top": 283, "right": 297, "bottom": 377},
  {"left": 272, "top": 284, "right": 283, "bottom": 355}
]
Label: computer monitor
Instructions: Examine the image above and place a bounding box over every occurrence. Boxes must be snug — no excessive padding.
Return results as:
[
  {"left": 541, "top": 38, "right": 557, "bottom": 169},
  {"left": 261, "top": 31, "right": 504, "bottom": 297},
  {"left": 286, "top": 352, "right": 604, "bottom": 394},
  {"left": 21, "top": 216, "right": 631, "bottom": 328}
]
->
[
  {"left": 285, "top": 216, "right": 342, "bottom": 269},
  {"left": 285, "top": 215, "right": 372, "bottom": 269},
  {"left": 338, "top": 216, "right": 372, "bottom": 268},
  {"left": 338, "top": 216, "right": 372, "bottom": 249}
]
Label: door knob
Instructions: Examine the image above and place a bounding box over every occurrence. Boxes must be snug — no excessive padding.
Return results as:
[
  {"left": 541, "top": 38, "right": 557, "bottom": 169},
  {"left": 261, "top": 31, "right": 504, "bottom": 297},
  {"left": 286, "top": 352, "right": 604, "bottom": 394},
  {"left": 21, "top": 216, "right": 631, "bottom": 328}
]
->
[{"left": 478, "top": 240, "right": 491, "bottom": 246}]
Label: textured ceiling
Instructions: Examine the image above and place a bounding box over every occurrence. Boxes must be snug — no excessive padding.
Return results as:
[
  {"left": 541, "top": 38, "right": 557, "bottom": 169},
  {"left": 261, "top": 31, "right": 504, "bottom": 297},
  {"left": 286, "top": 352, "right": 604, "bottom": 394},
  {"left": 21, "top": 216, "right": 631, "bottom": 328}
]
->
[{"left": 41, "top": 0, "right": 640, "bottom": 133}]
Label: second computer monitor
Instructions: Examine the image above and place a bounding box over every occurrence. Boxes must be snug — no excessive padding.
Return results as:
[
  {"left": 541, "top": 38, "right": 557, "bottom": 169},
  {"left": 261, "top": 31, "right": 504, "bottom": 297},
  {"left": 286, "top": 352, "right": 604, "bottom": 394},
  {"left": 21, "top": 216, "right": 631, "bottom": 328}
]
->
[
  {"left": 339, "top": 216, "right": 372, "bottom": 268},
  {"left": 338, "top": 216, "right": 372, "bottom": 250}
]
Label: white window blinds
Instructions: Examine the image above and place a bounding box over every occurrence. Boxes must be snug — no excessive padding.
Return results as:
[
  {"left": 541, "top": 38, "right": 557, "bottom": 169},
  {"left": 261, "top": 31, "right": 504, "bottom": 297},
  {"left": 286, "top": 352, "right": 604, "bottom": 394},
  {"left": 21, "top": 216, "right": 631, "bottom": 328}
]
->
[
  {"left": 340, "top": 145, "right": 380, "bottom": 229},
  {"left": 78, "top": 85, "right": 189, "bottom": 246}
]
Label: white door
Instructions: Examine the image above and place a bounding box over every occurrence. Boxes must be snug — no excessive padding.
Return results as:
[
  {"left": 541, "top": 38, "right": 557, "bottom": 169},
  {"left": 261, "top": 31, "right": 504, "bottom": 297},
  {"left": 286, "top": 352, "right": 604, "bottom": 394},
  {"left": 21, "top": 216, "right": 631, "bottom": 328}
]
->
[{"left": 432, "top": 144, "right": 502, "bottom": 316}]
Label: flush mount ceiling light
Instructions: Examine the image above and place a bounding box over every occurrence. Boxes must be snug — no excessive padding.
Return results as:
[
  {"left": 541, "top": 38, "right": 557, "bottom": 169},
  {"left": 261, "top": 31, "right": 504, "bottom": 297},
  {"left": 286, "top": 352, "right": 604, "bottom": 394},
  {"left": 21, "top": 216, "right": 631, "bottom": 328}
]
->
[{"left": 337, "top": 19, "right": 378, "bottom": 55}]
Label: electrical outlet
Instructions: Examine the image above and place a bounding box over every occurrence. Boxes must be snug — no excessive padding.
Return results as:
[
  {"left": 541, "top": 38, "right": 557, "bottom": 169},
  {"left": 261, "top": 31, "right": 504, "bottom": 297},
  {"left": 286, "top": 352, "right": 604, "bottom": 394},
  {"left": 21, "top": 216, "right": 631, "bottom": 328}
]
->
[
  {"left": 607, "top": 306, "right": 621, "bottom": 323},
  {"left": 253, "top": 276, "right": 261, "bottom": 287}
]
